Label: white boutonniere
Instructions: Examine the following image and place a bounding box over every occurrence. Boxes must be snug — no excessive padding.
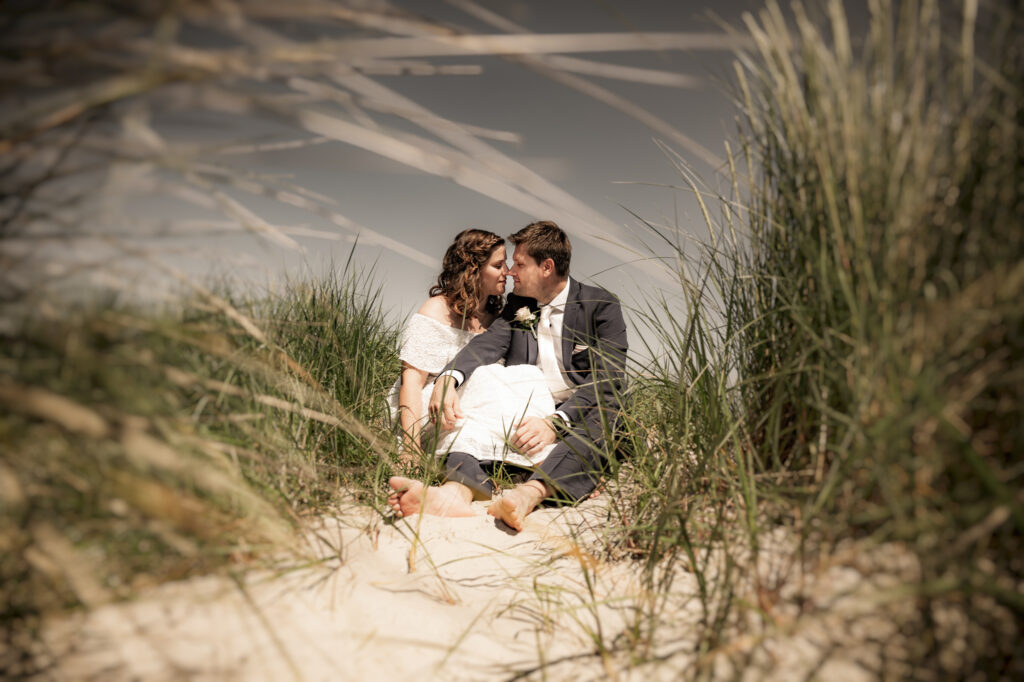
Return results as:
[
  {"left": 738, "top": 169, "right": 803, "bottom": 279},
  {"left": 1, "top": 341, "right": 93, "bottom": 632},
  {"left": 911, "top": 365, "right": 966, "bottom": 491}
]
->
[{"left": 512, "top": 306, "right": 538, "bottom": 338}]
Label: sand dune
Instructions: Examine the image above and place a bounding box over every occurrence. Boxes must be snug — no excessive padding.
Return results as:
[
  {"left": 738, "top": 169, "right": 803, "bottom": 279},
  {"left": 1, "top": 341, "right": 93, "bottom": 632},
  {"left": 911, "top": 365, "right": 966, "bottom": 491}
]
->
[
  {"left": 37, "top": 499, "right": 656, "bottom": 680},
  {"left": 36, "top": 495, "right": 909, "bottom": 680}
]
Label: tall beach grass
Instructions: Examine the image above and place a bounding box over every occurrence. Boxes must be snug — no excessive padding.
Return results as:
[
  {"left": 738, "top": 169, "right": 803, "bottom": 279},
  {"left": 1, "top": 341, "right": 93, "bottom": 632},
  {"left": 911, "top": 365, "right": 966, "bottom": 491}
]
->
[
  {"left": 0, "top": 0, "right": 1020, "bottom": 679},
  {"left": 616, "top": 0, "right": 1022, "bottom": 677},
  {"left": 0, "top": 268, "right": 401, "bottom": 676}
]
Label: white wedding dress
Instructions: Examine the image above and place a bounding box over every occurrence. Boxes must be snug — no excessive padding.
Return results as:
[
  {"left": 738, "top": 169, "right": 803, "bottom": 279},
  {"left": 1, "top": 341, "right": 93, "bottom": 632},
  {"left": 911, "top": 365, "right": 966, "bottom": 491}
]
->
[{"left": 388, "top": 313, "right": 556, "bottom": 467}]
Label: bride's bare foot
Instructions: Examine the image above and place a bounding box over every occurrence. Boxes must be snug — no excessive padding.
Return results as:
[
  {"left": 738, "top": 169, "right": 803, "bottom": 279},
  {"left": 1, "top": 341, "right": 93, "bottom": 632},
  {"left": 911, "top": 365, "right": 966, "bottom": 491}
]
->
[
  {"left": 487, "top": 481, "right": 548, "bottom": 532},
  {"left": 388, "top": 477, "right": 475, "bottom": 518}
]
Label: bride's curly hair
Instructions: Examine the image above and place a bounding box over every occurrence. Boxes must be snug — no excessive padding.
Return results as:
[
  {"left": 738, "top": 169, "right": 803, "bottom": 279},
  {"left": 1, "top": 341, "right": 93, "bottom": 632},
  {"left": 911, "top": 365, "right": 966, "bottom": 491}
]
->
[{"left": 429, "top": 229, "right": 505, "bottom": 321}]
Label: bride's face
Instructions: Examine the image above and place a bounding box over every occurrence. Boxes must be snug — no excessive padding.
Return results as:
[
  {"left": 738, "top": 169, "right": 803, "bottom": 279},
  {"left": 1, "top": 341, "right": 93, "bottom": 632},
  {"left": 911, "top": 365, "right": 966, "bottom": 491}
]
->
[{"left": 478, "top": 244, "right": 508, "bottom": 298}]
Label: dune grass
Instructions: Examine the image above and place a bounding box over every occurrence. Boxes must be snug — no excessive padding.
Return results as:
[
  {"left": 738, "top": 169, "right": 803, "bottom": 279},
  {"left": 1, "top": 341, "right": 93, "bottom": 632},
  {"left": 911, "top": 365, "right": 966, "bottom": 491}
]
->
[
  {"left": 0, "top": 268, "right": 402, "bottom": 676},
  {"left": 610, "top": 0, "right": 1022, "bottom": 678},
  {"left": 1, "top": 0, "right": 1021, "bottom": 679}
]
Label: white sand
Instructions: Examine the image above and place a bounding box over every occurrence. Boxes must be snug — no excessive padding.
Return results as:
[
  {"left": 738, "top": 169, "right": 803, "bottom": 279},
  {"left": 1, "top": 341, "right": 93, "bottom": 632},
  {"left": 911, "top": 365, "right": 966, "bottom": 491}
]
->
[
  {"left": 35, "top": 498, "right": 912, "bottom": 680},
  {"left": 37, "top": 498, "right": 655, "bottom": 681}
]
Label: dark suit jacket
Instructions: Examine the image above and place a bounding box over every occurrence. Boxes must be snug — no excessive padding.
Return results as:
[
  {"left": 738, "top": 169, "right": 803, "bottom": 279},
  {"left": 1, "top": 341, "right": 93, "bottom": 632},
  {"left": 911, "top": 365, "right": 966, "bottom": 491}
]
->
[{"left": 443, "top": 279, "right": 628, "bottom": 425}]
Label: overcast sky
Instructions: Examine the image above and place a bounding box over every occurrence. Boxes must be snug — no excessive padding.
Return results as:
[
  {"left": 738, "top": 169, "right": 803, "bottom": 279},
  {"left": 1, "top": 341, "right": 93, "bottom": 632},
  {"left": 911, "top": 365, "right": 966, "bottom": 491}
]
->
[
  {"left": 20, "top": 0, "right": 869, "bottom": 355},
  {"left": 185, "top": 1, "right": 766, "bottom": 308}
]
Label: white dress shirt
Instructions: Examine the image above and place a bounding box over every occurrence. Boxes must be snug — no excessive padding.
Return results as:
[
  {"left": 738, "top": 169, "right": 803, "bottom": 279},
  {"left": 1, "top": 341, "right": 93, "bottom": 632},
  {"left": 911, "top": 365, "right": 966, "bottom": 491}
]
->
[{"left": 537, "top": 278, "right": 574, "bottom": 402}]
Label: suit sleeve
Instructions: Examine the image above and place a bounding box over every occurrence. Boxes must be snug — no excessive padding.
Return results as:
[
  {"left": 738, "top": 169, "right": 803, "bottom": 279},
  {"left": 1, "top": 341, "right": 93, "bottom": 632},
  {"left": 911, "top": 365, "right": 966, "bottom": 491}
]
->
[
  {"left": 557, "top": 295, "right": 628, "bottom": 424},
  {"left": 442, "top": 317, "right": 512, "bottom": 383}
]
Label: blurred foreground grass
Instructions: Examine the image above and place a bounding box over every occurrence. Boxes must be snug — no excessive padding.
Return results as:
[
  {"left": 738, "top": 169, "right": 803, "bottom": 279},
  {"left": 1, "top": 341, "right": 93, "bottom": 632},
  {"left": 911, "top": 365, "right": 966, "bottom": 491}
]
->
[
  {"left": 0, "top": 271, "right": 400, "bottom": 675},
  {"left": 617, "top": 0, "right": 1022, "bottom": 677},
  {"left": 1, "top": 0, "right": 1021, "bottom": 679}
]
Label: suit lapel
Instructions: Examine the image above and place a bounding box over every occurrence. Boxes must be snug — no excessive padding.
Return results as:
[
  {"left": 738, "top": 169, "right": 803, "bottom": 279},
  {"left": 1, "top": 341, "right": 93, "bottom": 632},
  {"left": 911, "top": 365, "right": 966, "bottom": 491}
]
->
[
  {"left": 561, "top": 280, "right": 583, "bottom": 372},
  {"left": 526, "top": 319, "right": 538, "bottom": 365},
  {"left": 509, "top": 294, "right": 540, "bottom": 365}
]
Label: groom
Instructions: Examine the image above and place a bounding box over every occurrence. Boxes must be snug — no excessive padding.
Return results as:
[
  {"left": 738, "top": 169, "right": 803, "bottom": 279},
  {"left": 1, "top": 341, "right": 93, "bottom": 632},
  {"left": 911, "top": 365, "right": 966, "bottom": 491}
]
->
[{"left": 389, "top": 220, "right": 628, "bottom": 531}]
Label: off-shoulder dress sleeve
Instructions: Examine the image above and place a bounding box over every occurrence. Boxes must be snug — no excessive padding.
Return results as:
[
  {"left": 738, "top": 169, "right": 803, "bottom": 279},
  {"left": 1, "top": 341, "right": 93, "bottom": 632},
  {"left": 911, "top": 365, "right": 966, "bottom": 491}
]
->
[
  {"left": 398, "top": 313, "right": 474, "bottom": 375},
  {"left": 387, "top": 314, "right": 476, "bottom": 427}
]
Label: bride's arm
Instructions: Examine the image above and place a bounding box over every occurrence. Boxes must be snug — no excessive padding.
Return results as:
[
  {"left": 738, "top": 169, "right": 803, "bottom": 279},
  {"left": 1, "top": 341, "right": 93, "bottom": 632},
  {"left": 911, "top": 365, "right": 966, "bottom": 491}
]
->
[{"left": 398, "top": 362, "right": 429, "bottom": 454}]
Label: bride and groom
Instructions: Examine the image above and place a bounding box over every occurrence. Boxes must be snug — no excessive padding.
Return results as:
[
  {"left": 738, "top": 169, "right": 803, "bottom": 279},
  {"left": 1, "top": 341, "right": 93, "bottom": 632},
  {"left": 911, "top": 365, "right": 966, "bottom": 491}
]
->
[{"left": 388, "top": 220, "right": 628, "bottom": 531}]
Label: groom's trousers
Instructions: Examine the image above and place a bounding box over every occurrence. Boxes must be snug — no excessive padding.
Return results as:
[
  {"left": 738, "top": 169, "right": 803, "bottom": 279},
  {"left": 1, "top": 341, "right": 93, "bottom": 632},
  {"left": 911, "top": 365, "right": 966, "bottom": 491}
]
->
[{"left": 445, "top": 405, "right": 615, "bottom": 502}]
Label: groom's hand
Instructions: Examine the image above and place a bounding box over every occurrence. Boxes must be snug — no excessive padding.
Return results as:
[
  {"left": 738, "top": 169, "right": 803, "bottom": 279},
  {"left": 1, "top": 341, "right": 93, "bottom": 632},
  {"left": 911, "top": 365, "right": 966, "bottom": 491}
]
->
[
  {"left": 514, "top": 416, "right": 557, "bottom": 456},
  {"left": 429, "top": 375, "right": 463, "bottom": 431}
]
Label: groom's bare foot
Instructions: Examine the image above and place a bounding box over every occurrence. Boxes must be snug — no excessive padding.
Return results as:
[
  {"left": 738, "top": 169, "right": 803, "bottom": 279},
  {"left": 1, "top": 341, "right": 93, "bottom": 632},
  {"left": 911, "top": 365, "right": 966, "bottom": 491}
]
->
[
  {"left": 487, "top": 481, "right": 548, "bottom": 532},
  {"left": 387, "top": 477, "right": 421, "bottom": 516},
  {"left": 388, "top": 477, "right": 475, "bottom": 518}
]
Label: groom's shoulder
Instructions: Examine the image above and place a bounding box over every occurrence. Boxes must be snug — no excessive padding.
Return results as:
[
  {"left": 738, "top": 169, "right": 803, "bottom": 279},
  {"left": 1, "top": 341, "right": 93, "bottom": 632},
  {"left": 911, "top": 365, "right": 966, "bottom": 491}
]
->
[{"left": 575, "top": 281, "right": 621, "bottom": 308}]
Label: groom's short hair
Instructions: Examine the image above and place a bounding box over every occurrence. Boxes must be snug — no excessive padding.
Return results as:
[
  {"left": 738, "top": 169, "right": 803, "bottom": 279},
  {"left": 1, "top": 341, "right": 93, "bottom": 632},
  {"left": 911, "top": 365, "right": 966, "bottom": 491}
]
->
[{"left": 510, "top": 220, "right": 571, "bottom": 277}]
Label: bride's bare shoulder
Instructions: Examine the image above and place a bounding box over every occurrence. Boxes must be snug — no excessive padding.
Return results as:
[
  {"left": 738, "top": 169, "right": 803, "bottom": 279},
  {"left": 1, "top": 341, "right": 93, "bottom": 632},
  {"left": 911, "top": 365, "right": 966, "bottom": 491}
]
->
[{"left": 416, "top": 296, "right": 453, "bottom": 325}]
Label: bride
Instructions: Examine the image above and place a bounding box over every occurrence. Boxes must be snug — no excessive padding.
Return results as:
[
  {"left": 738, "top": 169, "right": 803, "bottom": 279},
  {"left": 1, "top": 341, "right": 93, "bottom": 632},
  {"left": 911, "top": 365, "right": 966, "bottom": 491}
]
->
[{"left": 391, "top": 229, "right": 555, "bottom": 512}]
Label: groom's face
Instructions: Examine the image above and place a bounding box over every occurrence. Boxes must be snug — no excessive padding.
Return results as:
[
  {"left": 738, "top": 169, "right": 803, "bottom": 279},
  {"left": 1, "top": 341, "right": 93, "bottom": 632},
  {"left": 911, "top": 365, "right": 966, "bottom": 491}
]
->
[{"left": 509, "top": 245, "right": 549, "bottom": 299}]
